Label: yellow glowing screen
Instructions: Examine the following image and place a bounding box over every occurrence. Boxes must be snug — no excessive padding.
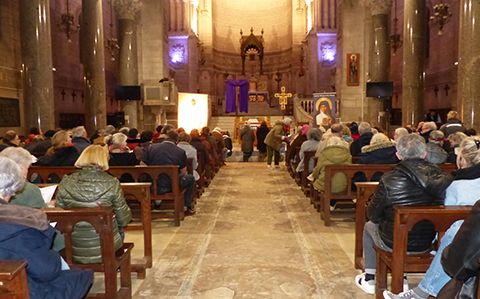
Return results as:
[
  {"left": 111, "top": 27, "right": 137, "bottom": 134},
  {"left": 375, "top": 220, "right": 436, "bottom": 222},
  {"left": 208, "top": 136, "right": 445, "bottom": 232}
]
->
[{"left": 177, "top": 93, "right": 209, "bottom": 133}]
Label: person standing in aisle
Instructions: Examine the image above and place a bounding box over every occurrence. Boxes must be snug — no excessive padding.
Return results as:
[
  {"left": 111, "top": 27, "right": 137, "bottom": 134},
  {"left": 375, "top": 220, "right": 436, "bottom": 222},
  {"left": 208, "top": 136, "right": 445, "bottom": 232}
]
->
[
  {"left": 240, "top": 121, "right": 255, "bottom": 162},
  {"left": 264, "top": 118, "right": 292, "bottom": 171}
]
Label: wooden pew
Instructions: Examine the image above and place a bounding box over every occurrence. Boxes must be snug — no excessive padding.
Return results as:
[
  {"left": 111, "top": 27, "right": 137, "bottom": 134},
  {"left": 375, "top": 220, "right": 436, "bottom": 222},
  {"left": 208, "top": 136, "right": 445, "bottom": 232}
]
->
[
  {"left": 314, "top": 163, "right": 457, "bottom": 226},
  {"left": 195, "top": 152, "right": 205, "bottom": 198},
  {"left": 37, "top": 182, "right": 153, "bottom": 279},
  {"left": 0, "top": 261, "right": 29, "bottom": 299},
  {"left": 374, "top": 206, "right": 471, "bottom": 298},
  {"left": 300, "top": 151, "right": 316, "bottom": 196},
  {"left": 354, "top": 182, "right": 379, "bottom": 270},
  {"left": 42, "top": 207, "right": 133, "bottom": 299},
  {"left": 29, "top": 165, "right": 186, "bottom": 227}
]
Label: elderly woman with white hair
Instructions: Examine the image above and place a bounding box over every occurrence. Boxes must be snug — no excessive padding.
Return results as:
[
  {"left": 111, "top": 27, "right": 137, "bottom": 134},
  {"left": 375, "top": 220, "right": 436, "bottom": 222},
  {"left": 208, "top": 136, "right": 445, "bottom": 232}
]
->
[
  {"left": 394, "top": 127, "right": 409, "bottom": 141},
  {"left": 0, "top": 156, "right": 94, "bottom": 299},
  {"left": 296, "top": 128, "right": 323, "bottom": 173},
  {"left": 108, "top": 132, "right": 137, "bottom": 166},
  {"left": 0, "top": 147, "right": 46, "bottom": 208}
]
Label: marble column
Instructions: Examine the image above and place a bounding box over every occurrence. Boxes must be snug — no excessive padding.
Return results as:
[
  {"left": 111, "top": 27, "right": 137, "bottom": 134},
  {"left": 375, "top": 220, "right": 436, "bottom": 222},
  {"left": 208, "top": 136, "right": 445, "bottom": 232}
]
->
[
  {"left": 82, "top": 0, "right": 107, "bottom": 134},
  {"left": 113, "top": 0, "right": 141, "bottom": 129},
  {"left": 365, "top": 0, "right": 393, "bottom": 130},
  {"left": 402, "top": 0, "right": 427, "bottom": 126},
  {"left": 20, "top": 0, "right": 55, "bottom": 132},
  {"left": 458, "top": 0, "right": 480, "bottom": 129}
]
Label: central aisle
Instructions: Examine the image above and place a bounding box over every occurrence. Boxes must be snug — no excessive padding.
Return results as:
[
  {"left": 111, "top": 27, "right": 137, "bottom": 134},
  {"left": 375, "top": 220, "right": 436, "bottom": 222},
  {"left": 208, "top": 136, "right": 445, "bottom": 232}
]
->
[{"left": 132, "top": 162, "right": 371, "bottom": 298}]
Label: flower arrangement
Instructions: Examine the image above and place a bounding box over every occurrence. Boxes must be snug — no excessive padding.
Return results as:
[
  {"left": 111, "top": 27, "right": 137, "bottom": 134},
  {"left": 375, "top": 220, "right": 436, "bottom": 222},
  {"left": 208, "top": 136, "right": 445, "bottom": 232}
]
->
[{"left": 430, "top": 3, "right": 452, "bottom": 35}]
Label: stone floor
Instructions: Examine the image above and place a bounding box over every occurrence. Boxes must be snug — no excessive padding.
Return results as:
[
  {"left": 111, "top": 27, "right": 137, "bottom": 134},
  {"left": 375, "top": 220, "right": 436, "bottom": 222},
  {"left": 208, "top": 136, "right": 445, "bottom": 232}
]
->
[{"left": 108, "top": 162, "right": 407, "bottom": 298}]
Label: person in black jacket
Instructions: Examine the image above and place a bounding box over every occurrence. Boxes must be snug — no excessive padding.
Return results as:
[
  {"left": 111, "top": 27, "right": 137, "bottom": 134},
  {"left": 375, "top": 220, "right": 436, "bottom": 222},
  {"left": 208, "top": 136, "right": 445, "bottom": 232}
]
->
[
  {"left": 256, "top": 121, "right": 270, "bottom": 162},
  {"left": 355, "top": 134, "right": 453, "bottom": 295},
  {"left": 350, "top": 122, "right": 373, "bottom": 157},
  {"left": 0, "top": 156, "right": 93, "bottom": 299}
]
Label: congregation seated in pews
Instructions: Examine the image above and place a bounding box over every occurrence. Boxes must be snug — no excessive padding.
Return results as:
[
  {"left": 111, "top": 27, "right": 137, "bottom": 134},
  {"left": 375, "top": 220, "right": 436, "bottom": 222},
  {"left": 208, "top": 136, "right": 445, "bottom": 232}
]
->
[{"left": 0, "top": 124, "right": 223, "bottom": 298}]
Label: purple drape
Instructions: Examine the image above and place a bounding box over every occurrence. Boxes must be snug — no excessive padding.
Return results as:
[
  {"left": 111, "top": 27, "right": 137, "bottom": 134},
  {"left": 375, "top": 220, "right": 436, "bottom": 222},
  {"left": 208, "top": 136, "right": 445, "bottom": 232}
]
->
[{"left": 225, "top": 80, "right": 249, "bottom": 113}]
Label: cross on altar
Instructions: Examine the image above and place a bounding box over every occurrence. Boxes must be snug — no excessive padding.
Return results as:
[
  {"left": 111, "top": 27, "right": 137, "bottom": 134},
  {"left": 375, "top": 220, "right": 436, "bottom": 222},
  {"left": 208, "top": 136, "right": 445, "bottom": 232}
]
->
[{"left": 274, "top": 86, "right": 292, "bottom": 110}]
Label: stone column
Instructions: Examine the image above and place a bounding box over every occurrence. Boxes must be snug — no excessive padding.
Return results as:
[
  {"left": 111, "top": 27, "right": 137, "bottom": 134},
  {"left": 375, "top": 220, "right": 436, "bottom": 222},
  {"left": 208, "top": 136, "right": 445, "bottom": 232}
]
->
[
  {"left": 402, "top": 0, "right": 427, "bottom": 126},
  {"left": 82, "top": 0, "right": 107, "bottom": 134},
  {"left": 365, "top": 0, "right": 393, "bottom": 130},
  {"left": 113, "top": 0, "right": 141, "bottom": 129},
  {"left": 20, "top": 0, "right": 55, "bottom": 132},
  {"left": 458, "top": 0, "right": 480, "bottom": 129}
]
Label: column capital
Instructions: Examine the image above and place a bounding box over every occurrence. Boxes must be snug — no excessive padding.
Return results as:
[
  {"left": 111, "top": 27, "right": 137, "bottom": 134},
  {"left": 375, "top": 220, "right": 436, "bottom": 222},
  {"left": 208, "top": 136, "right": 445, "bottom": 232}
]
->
[
  {"left": 363, "top": 0, "right": 393, "bottom": 15},
  {"left": 112, "top": 0, "right": 142, "bottom": 20}
]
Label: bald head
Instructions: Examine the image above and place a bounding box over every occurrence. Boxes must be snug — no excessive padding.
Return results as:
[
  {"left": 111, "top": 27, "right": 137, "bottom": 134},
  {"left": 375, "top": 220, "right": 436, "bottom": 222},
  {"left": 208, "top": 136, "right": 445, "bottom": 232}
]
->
[{"left": 331, "top": 123, "right": 343, "bottom": 136}]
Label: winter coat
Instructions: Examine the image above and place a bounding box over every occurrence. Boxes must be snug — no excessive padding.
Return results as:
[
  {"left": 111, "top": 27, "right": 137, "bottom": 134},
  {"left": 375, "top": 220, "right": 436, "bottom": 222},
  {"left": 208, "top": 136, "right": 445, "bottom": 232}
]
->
[
  {"left": 256, "top": 125, "right": 270, "bottom": 152},
  {"left": 421, "top": 130, "right": 433, "bottom": 143},
  {"left": 55, "top": 167, "right": 132, "bottom": 264},
  {"left": 71, "top": 137, "right": 91, "bottom": 153},
  {"left": 240, "top": 126, "right": 255, "bottom": 153},
  {"left": 438, "top": 200, "right": 480, "bottom": 299},
  {"left": 296, "top": 139, "right": 320, "bottom": 172},
  {"left": 35, "top": 146, "right": 80, "bottom": 166},
  {"left": 357, "top": 141, "right": 399, "bottom": 165},
  {"left": 190, "top": 138, "right": 210, "bottom": 169},
  {"left": 367, "top": 158, "right": 453, "bottom": 251},
  {"left": 134, "top": 141, "right": 153, "bottom": 161},
  {"left": 286, "top": 134, "right": 307, "bottom": 164},
  {"left": 440, "top": 119, "right": 467, "bottom": 138},
  {"left": 0, "top": 142, "right": 17, "bottom": 153},
  {"left": 0, "top": 201, "right": 93, "bottom": 299},
  {"left": 312, "top": 145, "right": 352, "bottom": 192},
  {"left": 425, "top": 143, "right": 448, "bottom": 164},
  {"left": 264, "top": 121, "right": 287, "bottom": 151},
  {"left": 9, "top": 180, "right": 47, "bottom": 208},
  {"left": 350, "top": 132, "right": 374, "bottom": 157}
]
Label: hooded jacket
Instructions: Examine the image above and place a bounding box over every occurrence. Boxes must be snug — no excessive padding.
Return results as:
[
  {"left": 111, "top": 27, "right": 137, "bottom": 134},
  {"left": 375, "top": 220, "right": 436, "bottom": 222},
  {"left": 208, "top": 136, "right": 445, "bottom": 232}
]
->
[
  {"left": 367, "top": 159, "right": 453, "bottom": 251},
  {"left": 0, "top": 202, "right": 93, "bottom": 299},
  {"left": 264, "top": 121, "right": 287, "bottom": 151},
  {"left": 357, "top": 141, "right": 399, "bottom": 165},
  {"left": 312, "top": 145, "right": 352, "bottom": 192},
  {"left": 55, "top": 167, "right": 132, "bottom": 264}
]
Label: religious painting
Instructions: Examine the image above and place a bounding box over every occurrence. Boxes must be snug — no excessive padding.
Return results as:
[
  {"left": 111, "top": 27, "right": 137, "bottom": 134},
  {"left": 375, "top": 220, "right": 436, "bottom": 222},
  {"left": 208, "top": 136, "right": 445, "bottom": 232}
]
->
[
  {"left": 313, "top": 93, "right": 337, "bottom": 126},
  {"left": 347, "top": 53, "right": 360, "bottom": 86},
  {"left": 249, "top": 95, "right": 257, "bottom": 102},
  {"left": 257, "top": 82, "right": 267, "bottom": 91},
  {"left": 178, "top": 93, "right": 209, "bottom": 132}
]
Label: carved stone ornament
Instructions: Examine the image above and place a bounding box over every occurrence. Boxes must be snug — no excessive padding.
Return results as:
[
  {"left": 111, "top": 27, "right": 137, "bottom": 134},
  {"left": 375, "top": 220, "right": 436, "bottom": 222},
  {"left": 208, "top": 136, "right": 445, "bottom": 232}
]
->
[
  {"left": 170, "top": 44, "right": 186, "bottom": 66},
  {"left": 362, "top": 0, "right": 394, "bottom": 15},
  {"left": 112, "top": 0, "right": 143, "bottom": 20},
  {"left": 321, "top": 41, "right": 336, "bottom": 65}
]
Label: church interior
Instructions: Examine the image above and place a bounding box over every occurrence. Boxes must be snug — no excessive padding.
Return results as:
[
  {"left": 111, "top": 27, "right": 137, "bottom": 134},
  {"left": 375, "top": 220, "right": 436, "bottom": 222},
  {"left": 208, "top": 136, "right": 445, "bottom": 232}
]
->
[{"left": 1, "top": 0, "right": 479, "bottom": 298}]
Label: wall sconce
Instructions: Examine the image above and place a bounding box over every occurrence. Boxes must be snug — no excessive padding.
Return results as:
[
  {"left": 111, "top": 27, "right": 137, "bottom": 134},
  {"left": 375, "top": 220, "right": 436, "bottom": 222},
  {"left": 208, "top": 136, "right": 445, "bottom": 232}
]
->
[
  {"left": 430, "top": 3, "right": 452, "bottom": 35},
  {"left": 58, "top": 0, "right": 78, "bottom": 42}
]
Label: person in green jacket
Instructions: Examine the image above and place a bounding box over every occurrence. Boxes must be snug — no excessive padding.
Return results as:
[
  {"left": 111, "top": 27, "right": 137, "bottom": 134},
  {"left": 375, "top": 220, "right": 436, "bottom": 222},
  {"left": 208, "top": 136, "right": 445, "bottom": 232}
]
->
[
  {"left": 264, "top": 118, "right": 292, "bottom": 171},
  {"left": 56, "top": 145, "right": 132, "bottom": 264},
  {"left": 312, "top": 136, "right": 352, "bottom": 209},
  {"left": 0, "top": 147, "right": 46, "bottom": 208}
]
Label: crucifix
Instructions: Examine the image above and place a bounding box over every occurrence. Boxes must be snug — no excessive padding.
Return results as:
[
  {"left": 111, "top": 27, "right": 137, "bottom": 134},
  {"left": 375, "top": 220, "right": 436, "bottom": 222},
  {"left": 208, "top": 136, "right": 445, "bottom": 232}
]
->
[{"left": 274, "top": 86, "right": 292, "bottom": 110}]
